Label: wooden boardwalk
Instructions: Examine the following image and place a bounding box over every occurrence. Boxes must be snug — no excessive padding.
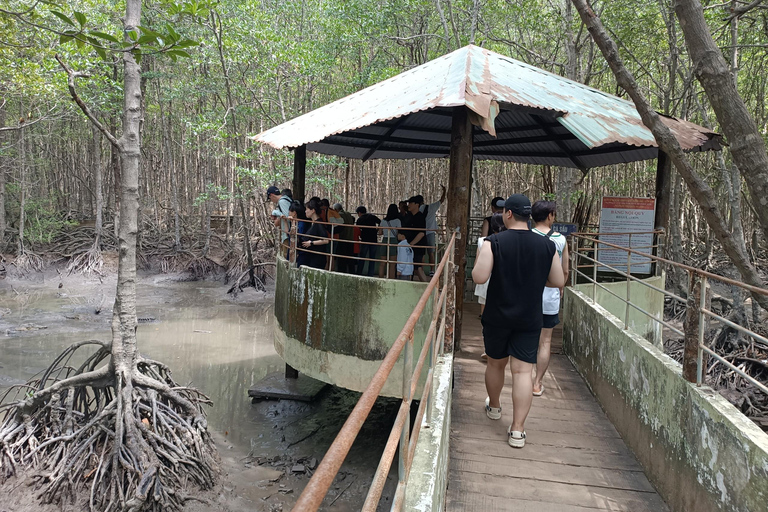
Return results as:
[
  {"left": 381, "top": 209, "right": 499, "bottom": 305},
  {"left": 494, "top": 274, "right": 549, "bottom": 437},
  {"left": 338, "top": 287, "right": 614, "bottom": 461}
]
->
[{"left": 446, "top": 303, "right": 669, "bottom": 512}]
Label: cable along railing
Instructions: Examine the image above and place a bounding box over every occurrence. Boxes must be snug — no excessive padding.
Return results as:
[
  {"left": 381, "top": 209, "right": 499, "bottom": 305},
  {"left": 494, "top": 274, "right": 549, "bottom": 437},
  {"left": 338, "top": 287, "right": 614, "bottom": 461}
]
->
[
  {"left": 283, "top": 230, "right": 457, "bottom": 511},
  {"left": 570, "top": 231, "right": 768, "bottom": 396}
]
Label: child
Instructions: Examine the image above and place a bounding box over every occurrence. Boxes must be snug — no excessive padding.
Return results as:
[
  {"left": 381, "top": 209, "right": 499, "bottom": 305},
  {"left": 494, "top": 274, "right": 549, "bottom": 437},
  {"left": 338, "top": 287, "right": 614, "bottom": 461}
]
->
[{"left": 396, "top": 232, "right": 414, "bottom": 280}]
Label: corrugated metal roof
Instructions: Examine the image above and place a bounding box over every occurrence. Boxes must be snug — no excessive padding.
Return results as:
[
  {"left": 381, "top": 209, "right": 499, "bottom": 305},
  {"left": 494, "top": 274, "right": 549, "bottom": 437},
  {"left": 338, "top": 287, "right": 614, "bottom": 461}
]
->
[{"left": 252, "top": 45, "right": 720, "bottom": 169}]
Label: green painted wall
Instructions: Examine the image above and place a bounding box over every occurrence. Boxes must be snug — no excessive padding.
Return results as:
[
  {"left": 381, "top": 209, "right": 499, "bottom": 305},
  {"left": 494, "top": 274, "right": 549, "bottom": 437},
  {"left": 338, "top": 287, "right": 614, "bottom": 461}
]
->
[
  {"left": 274, "top": 257, "right": 434, "bottom": 396},
  {"left": 564, "top": 287, "right": 768, "bottom": 512},
  {"left": 575, "top": 274, "right": 665, "bottom": 346}
]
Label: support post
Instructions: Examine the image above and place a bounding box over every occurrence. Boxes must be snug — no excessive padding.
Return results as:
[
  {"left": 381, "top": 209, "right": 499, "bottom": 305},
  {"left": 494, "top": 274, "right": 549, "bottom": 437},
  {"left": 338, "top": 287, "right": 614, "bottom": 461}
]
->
[
  {"left": 445, "top": 107, "right": 473, "bottom": 351},
  {"left": 285, "top": 364, "right": 299, "bottom": 379},
  {"left": 293, "top": 144, "right": 307, "bottom": 203}
]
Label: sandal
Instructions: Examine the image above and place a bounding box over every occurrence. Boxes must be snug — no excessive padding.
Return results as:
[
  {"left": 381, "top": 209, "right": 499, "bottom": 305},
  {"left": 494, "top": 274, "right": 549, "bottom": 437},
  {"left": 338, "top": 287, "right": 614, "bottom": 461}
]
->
[
  {"left": 485, "top": 397, "right": 502, "bottom": 420},
  {"left": 507, "top": 426, "right": 526, "bottom": 448},
  {"left": 532, "top": 384, "right": 544, "bottom": 396}
]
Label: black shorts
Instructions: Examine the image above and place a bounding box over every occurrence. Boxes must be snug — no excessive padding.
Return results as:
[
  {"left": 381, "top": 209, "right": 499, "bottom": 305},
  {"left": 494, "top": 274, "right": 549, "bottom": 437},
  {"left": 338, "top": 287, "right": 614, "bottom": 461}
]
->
[
  {"left": 413, "top": 247, "right": 425, "bottom": 263},
  {"left": 543, "top": 314, "right": 560, "bottom": 329},
  {"left": 482, "top": 322, "right": 540, "bottom": 363}
]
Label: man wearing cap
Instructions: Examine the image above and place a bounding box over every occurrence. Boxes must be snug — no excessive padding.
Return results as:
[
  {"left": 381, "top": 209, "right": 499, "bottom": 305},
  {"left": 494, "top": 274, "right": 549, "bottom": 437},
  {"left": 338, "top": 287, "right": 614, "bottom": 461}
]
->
[
  {"left": 419, "top": 185, "right": 446, "bottom": 275},
  {"left": 472, "top": 194, "right": 565, "bottom": 448},
  {"left": 267, "top": 186, "right": 293, "bottom": 246},
  {"left": 405, "top": 196, "right": 429, "bottom": 282}
]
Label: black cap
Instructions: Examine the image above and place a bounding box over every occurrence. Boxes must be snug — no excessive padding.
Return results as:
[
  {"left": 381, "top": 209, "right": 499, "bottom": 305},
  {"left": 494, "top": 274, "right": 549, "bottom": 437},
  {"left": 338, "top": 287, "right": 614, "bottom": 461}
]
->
[
  {"left": 504, "top": 194, "right": 532, "bottom": 217},
  {"left": 266, "top": 185, "right": 280, "bottom": 199},
  {"left": 406, "top": 195, "right": 422, "bottom": 204}
]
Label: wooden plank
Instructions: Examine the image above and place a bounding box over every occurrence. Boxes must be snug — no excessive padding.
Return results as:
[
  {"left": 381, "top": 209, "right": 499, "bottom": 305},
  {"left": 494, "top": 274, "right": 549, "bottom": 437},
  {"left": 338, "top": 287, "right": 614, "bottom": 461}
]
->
[
  {"left": 446, "top": 491, "right": 652, "bottom": 512},
  {"left": 450, "top": 435, "right": 642, "bottom": 471},
  {"left": 446, "top": 306, "right": 669, "bottom": 512},
  {"left": 451, "top": 396, "right": 615, "bottom": 424},
  {"left": 447, "top": 472, "right": 668, "bottom": 512},
  {"left": 452, "top": 427, "right": 635, "bottom": 455},
  {"left": 451, "top": 407, "right": 621, "bottom": 438},
  {"left": 450, "top": 451, "right": 654, "bottom": 492}
]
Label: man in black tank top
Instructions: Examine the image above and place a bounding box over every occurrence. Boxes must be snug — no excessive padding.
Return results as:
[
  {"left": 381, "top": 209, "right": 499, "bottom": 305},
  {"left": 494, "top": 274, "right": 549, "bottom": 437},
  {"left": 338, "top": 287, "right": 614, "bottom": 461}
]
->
[{"left": 472, "top": 194, "right": 565, "bottom": 448}]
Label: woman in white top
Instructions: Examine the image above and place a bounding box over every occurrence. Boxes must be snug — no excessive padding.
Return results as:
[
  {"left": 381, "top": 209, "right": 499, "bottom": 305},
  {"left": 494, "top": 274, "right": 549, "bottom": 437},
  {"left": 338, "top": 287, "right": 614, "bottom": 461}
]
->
[
  {"left": 474, "top": 213, "right": 506, "bottom": 361},
  {"left": 378, "top": 204, "right": 402, "bottom": 279}
]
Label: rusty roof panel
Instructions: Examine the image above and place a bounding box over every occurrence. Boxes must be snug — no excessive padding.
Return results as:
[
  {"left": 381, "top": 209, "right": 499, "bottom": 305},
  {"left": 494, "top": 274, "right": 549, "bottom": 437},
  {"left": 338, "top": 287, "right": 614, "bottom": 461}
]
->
[{"left": 253, "top": 45, "right": 720, "bottom": 167}]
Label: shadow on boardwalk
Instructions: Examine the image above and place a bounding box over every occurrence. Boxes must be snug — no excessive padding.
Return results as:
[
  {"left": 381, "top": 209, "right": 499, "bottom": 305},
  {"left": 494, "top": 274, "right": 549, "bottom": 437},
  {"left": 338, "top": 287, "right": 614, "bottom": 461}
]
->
[{"left": 446, "top": 303, "right": 669, "bottom": 512}]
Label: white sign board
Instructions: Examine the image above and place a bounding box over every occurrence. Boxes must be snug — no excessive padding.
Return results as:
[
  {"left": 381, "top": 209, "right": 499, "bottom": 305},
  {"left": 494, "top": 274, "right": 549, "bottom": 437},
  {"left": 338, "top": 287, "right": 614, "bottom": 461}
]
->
[{"left": 597, "top": 197, "right": 656, "bottom": 274}]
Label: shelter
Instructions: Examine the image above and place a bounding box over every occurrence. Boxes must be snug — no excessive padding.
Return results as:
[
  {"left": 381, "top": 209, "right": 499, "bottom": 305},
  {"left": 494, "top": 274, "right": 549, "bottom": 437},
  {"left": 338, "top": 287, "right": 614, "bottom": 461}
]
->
[{"left": 252, "top": 44, "right": 721, "bottom": 343}]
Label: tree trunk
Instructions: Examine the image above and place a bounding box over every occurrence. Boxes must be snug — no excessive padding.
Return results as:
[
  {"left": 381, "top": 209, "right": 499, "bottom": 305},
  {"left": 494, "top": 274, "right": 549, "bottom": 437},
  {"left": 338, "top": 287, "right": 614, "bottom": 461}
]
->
[
  {"left": 675, "top": 0, "right": 768, "bottom": 243},
  {"left": 112, "top": 0, "right": 141, "bottom": 373},
  {"left": 17, "top": 122, "right": 26, "bottom": 255},
  {"left": 556, "top": 0, "right": 582, "bottom": 223},
  {"left": 92, "top": 124, "right": 103, "bottom": 247},
  {"left": 571, "top": 0, "right": 768, "bottom": 310}
]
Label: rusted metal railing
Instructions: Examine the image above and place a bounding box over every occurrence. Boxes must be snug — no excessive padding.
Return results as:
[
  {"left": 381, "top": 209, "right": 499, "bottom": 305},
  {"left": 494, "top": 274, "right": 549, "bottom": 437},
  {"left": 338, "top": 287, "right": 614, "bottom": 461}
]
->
[
  {"left": 571, "top": 231, "right": 768, "bottom": 395},
  {"left": 290, "top": 232, "right": 457, "bottom": 511},
  {"left": 282, "top": 217, "right": 445, "bottom": 277}
]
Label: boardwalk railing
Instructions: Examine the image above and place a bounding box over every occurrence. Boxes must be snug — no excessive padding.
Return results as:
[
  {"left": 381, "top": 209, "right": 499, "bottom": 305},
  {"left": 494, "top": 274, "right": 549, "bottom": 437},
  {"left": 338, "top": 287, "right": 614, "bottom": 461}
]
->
[
  {"left": 571, "top": 231, "right": 768, "bottom": 395},
  {"left": 290, "top": 232, "right": 457, "bottom": 511},
  {"left": 280, "top": 217, "right": 446, "bottom": 277}
]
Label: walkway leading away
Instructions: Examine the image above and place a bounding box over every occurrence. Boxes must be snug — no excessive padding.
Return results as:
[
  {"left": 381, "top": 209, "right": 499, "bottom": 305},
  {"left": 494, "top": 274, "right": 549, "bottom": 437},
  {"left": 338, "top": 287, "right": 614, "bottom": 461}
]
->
[{"left": 446, "top": 303, "right": 669, "bottom": 512}]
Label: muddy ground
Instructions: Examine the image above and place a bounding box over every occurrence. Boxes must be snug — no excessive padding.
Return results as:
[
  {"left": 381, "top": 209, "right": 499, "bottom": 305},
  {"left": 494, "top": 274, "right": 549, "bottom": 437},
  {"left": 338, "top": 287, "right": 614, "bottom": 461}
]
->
[{"left": 0, "top": 268, "right": 398, "bottom": 511}]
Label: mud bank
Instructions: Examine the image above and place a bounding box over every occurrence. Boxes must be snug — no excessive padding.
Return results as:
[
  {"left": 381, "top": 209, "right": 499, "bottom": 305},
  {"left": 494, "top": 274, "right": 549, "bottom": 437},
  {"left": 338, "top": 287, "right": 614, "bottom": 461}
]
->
[{"left": 0, "top": 271, "right": 397, "bottom": 511}]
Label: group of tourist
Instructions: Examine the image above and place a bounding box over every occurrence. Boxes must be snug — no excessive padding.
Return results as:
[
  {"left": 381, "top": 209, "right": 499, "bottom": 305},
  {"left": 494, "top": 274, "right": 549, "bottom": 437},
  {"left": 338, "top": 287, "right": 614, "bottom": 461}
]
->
[
  {"left": 269, "top": 184, "right": 568, "bottom": 449},
  {"left": 266, "top": 184, "right": 446, "bottom": 281},
  {"left": 472, "top": 194, "right": 569, "bottom": 449}
]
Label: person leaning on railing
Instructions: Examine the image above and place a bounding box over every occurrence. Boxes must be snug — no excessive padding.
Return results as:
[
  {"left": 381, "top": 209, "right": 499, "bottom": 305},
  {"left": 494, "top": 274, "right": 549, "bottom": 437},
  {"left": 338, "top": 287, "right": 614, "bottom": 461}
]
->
[
  {"left": 289, "top": 201, "right": 311, "bottom": 269},
  {"left": 332, "top": 203, "right": 356, "bottom": 274},
  {"left": 378, "top": 204, "right": 402, "bottom": 279},
  {"left": 405, "top": 196, "right": 429, "bottom": 282},
  {"left": 301, "top": 198, "right": 330, "bottom": 270}
]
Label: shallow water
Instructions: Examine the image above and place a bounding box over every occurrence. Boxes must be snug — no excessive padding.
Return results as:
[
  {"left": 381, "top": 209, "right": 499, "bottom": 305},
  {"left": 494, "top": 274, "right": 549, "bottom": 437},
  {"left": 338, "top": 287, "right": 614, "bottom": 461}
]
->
[{"left": 0, "top": 277, "right": 397, "bottom": 510}]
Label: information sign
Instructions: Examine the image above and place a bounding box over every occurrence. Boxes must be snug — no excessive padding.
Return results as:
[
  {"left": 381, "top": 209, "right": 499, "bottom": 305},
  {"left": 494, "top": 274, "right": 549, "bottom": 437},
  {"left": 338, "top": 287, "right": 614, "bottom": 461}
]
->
[
  {"left": 597, "top": 197, "right": 656, "bottom": 274},
  {"left": 552, "top": 222, "right": 578, "bottom": 237}
]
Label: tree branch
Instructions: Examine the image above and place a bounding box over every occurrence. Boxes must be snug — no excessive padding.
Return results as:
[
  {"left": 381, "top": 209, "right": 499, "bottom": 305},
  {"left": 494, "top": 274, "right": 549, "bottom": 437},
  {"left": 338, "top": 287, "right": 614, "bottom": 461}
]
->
[{"left": 55, "top": 54, "right": 121, "bottom": 150}]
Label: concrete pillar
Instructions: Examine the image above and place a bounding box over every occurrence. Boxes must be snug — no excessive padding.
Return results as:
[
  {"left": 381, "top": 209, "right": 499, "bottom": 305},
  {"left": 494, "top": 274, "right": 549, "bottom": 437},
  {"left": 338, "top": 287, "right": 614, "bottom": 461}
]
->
[{"left": 293, "top": 145, "right": 307, "bottom": 203}]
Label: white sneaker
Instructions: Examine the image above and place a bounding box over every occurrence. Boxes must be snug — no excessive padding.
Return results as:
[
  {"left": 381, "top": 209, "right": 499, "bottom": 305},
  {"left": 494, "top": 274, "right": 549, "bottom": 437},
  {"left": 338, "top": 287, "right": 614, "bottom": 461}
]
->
[
  {"left": 485, "top": 397, "right": 501, "bottom": 420},
  {"left": 507, "top": 426, "right": 526, "bottom": 448}
]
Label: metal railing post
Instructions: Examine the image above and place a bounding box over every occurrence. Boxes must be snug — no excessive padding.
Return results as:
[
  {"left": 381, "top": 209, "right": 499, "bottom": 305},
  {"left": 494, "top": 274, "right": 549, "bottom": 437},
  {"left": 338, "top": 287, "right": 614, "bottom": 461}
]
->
[
  {"left": 696, "top": 275, "right": 708, "bottom": 386},
  {"left": 570, "top": 236, "right": 577, "bottom": 287},
  {"left": 329, "top": 224, "right": 335, "bottom": 271},
  {"left": 625, "top": 233, "right": 632, "bottom": 330},
  {"left": 290, "top": 218, "right": 297, "bottom": 267},
  {"left": 396, "top": 332, "right": 414, "bottom": 509},
  {"left": 425, "top": 315, "right": 435, "bottom": 426},
  {"left": 592, "top": 242, "right": 598, "bottom": 302},
  {"left": 440, "top": 251, "right": 448, "bottom": 357},
  {"left": 385, "top": 234, "right": 390, "bottom": 279}
]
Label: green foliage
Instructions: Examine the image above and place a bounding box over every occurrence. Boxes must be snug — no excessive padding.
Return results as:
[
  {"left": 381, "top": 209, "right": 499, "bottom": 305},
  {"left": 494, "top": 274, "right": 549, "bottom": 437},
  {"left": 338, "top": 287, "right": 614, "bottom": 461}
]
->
[{"left": 5, "top": 184, "right": 77, "bottom": 244}]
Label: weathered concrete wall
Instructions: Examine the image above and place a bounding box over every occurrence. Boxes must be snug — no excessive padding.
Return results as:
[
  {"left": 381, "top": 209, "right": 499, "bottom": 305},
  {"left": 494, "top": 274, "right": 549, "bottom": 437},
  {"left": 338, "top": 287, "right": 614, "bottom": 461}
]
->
[
  {"left": 575, "top": 274, "right": 664, "bottom": 346},
  {"left": 564, "top": 288, "right": 768, "bottom": 512},
  {"left": 405, "top": 354, "right": 453, "bottom": 512},
  {"left": 274, "top": 257, "right": 433, "bottom": 397}
]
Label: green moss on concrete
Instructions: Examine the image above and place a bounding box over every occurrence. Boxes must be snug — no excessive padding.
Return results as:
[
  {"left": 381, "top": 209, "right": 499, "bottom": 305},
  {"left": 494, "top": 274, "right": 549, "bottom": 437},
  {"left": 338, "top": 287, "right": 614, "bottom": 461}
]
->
[
  {"left": 274, "top": 256, "right": 434, "bottom": 396},
  {"left": 575, "top": 274, "right": 665, "bottom": 346},
  {"left": 405, "top": 354, "right": 453, "bottom": 511},
  {"left": 564, "top": 287, "right": 768, "bottom": 512}
]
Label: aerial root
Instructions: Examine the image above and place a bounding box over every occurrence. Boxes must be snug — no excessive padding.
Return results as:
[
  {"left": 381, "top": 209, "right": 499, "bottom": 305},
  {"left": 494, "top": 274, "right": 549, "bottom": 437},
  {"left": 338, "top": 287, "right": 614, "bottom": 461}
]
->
[
  {"left": 66, "top": 242, "right": 104, "bottom": 276},
  {"left": 0, "top": 343, "right": 218, "bottom": 511}
]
